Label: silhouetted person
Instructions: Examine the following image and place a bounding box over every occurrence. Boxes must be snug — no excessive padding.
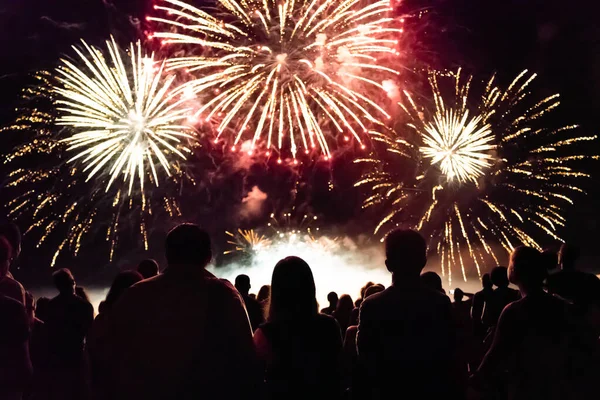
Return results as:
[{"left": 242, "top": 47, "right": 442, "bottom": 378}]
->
[
  {"left": 137, "top": 258, "right": 159, "bottom": 279},
  {"left": 35, "top": 296, "right": 51, "bottom": 323},
  {"left": 547, "top": 243, "right": 592, "bottom": 305},
  {"left": 107, "top": 224, "right": 259, "bottom": 400},
  {"left": 343, "top": 284, "right": 384, "bottom": 394},
  {"left": 482, "top": 266, "right": 521, "bottom": 328},
  {"left": 0, "top": 228, "right": 25, "bottom": 304},
  {"left": 88, "top": 271, "right": 143, "bottom": 400},
  {"left": 349, "top": 283, "right": 375, "bottom": 326},
  {"left": 0, "top": 237, "right": 32, "bottom": 399},
  {"left": 254, "top": 256, "right": 343, "bottom": 400},
  {"left": 471, "top": 273, "right": 494, "bottom": 335},
  {"left": 235, "top": 274, "right": 264, "bottom": 331},
  {"left": 321, "top": 291, "right": 339, "bottom": 315},
  {"left": 334, "top": 294, "right": 354, "bottom": 334},
  {"left": 420, "top": 271, "right": 445, "bottom": 293},
  {"left": 541, "top": 249, "right": 558, "bottom": 272},
  {"left": 43, "top": 268, "right": 94, "bottom": 399},
  {"left": 453, "top": 289, "right": 475, "bottom": 374},
  {"left": 257, "top": 285, "right": 270, "bottom": 303},
  {"left": 473, "top": 246, "right": 580, "bottom": 400},
  {"left": 357, "top": 229, "right": 463, "bottom": 399}
]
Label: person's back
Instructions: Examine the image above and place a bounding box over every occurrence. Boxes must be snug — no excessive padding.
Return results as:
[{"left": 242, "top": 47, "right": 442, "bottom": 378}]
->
[
  {"left": 0, "top": 295, "right": 32, "bottom": 399},
  {"left": 254, "top": 256, "right": 342, "bottom": 400},
  {"left": 107, "top": 224, "right": 258, "bottom": 400},
  {"left": 0, "top": 232, "right": 25, "bottom": 304},
  {"left": 359, "top": 284, "right": 457, "bottom": 396},
  {"left": 235, "top": 274, "right": 264, "bottom": 331},
  {"left": 333, "top": 294, "right": 354, "bottom": 334},
  {"left": 0, "top": 273, "right": 25, "bottom": 304},
  {"left": 546, "top": 243, "right": 592, "bottom": 305},
  {"left": 357, "top": 229, "right": 462, "bottom": 399},
  {"left": 474, "top": 246, "right": 580, "bottom": 400},
  {"left": 256, "top": 313, "right": 342, "bottom": 399},
  {"left": 482, "top": 267, "right": 520, "bottom": 327},
  {"left": 0, "top": 237, "right": 32, "bottom": 399},
  {"left": 45, "top": 269, "right": 94, "bottom": 367},
  {"left": 471, "top": 273, "right": 494, "bottom": 335}
]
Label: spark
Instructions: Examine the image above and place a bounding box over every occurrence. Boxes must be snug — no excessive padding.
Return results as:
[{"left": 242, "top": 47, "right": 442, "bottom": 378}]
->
[
  {"left": 3, "top": 39, "right": 200, "bottom": 266},
  {"left": 420, "top": 111, "right": 494, "bottom": 183},
  {"left": 55, "top": 37, "right": 194, "bottom": 195},
  {"left": 225, "top": 229, "right": 272, "bottom": 254},
  {"left": 356, "top": 70, "right": 597, "bottom": 284},
  {"left": 149, "top": 0, "right": 402, "bottom": 158}
]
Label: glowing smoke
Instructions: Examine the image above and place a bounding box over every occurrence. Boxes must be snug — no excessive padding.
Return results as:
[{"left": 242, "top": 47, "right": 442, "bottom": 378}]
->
[{"left": 239, "top": 186, "right": 268, "bottom": 221}]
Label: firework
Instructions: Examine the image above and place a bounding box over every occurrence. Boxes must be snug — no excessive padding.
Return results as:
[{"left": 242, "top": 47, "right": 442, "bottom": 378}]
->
[
  {"left": 225, "top": 228, "right": 271, "bottom": 254},
  {"left": 149, "top": 0, "right": 403, "bottom": 159},
  {"left": 356, "top": 69, "right": 597, "bottom": 285},
  {"left": 55, "top": 37, "right": 194, "bottom": 194},
  {"left": 3, "top": 39, "right": 198, "bottom": 265},
  {"left": 224, "top": 210, "right": 332, "bottom": 256}
]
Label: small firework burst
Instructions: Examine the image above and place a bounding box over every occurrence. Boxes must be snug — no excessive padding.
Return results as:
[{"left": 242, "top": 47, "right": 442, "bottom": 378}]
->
[{"left": 356, "top": 69, "right": 597, "bottom": 285}]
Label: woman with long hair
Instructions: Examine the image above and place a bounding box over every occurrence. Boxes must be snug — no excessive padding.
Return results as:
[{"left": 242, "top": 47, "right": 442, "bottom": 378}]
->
[{"left": 254, "top": 256, "right": 342, "bottom": 399}]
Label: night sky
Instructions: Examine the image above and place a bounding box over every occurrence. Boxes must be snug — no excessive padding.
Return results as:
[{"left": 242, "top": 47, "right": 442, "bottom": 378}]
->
[{"left": 1, "top": 0, "right": 599, "bottom": 286}]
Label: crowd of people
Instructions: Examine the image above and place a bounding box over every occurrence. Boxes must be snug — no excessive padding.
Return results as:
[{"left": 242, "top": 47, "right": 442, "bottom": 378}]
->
[{"left": 1, "top": 221, "right": 599, "bottom": 400}]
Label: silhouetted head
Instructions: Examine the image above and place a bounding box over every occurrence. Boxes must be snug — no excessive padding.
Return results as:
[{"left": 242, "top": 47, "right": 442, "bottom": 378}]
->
[
  {"left": 385, "top": 229, "right": 427, "bottom": 277},
  {"left": 364, "top": 284, "right": 384, "bottom": 299},
  {"left": 165, "top": 224, "right": 212, "bottom": 268},
  {"left": 360, "top": 282, "right": 374, "bottom": 300},
  {"left": 137, "top": 259, "right": 159, "bottom": 279},
  {"left": 35, "top": 297, "right": 51, "bottom": 322},
  {"left": 558, "top": 243, "right": 579, "bottom": 271},
  {"left": 336, "top": 294, "right": 354, "bottom": 314},
  {"left": 0, "top": 236, "right": 12, "bottom": 279},
  {"left": 75, "top": 286, "right": 91, "bottom": 303},
  {"left": 481, "top": 273, "right": 493, "bottom": 289},
  {"left": 257, "top": 285, "right": 270, "bottom": 303},
  {"left": 491, "top": 266, "right": 510, "bottom": 288},
  {"left": 268, "top": 256, "right": 317, "bottom": 322},
  {"left": 541, "top": 250, "right": 558, "bottom": 271},
  {"left": 103, "top": 271, "right": 143, "bottom": 313},
  {"left": 0, "top": 222, "right": 21, "bottom": 261},
  {"left": 420, "top": 271, "right": 444, "bottom": 293},
  {"left": 327, "top": 291, "right": 339, "bottom": 307},
  {"left": 508, "top": 246, "right": 545, "bottom": 293},
  {"left": 53, "top": 268, "right": 76, "bottom": 295},
  {"left": 453, "top": 288, "right": 465, "bottom": 302},
  {"left": 235, "top": 274, "right": 251, "bottom": 296}
]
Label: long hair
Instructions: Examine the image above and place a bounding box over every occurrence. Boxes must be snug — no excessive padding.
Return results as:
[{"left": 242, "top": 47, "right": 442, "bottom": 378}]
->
[
  {"left": 267, "top": 256, "right": 318, "bottom": 322},
  {"left": 103, "top": 271, "right": 143, "bottom": 313}
]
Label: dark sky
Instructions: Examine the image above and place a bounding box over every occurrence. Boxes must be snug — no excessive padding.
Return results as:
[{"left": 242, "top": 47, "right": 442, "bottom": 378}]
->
[{"left": 1, "top": 0, "right": 599, "bottom": 283}]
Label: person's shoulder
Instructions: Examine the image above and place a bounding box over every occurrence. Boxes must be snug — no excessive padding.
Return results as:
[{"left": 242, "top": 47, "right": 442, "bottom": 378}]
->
[
  {"left": 0, "top": 276, "right": 25, "bottom": 299},
  {"left": 361, "top": 287, "right": 391, "bottom": 306},
  {"left": 0, "top": 294, "right": 27, "bottom": 325},
  {"left": 0, "top": 293, "right": 25, "bottom": 311},
  {"left": 315, "top": 312, "right": 338, "bottom": 324},
  {"left": 314, "top": 313, "right": 342, "bottom": 333},
  {"left": 498, "top": 296, "right": 525, "bottom": 318}
]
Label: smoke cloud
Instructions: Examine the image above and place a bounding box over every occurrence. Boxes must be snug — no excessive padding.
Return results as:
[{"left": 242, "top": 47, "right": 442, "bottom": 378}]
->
[{"left": 239, "top": 186, "right": 268, "bottom": 221}]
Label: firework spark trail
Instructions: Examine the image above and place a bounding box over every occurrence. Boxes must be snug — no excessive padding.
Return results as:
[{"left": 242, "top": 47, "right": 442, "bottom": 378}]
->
[
  {"left": 149, "top": 0, "right": 402, "bottom": 159},
  {"left": 356, "top": 69, "right": 598, "bottom": 284},
  {"left": 3, "top": 39, "right": 198, "bottom": 265},
  {"left": 55, "top": 37, "right": 194, "bottom": 194},
  {"left": 225, "top": 228, "right": 272, "bottom": 254}
]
